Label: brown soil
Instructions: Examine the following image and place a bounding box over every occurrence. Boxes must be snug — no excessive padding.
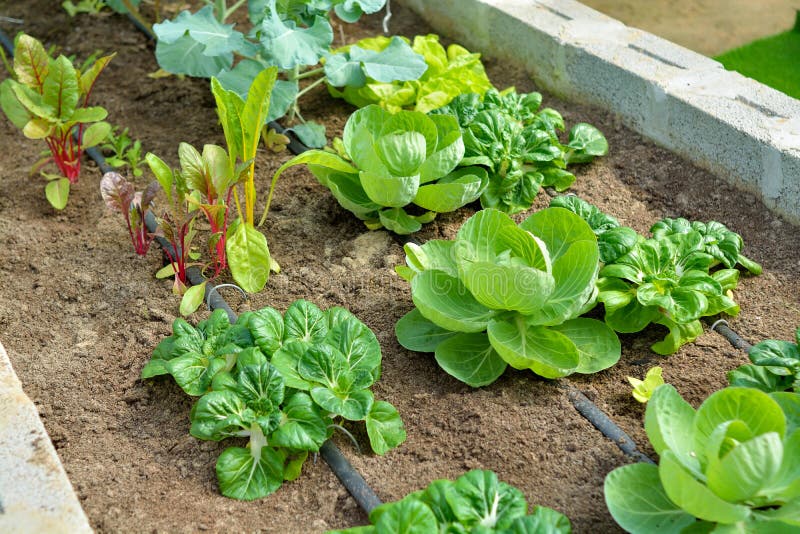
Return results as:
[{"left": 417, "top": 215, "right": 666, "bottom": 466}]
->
[
  {"left": 1, "top": 1, "right": 799, "bottom": 533},
  {"left": 581, "top": 0, "right": 799, "bottom": 56}
]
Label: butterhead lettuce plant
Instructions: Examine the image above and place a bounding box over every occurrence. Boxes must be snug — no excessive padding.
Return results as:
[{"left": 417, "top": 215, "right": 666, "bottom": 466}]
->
[
  {"left": 142, "top": 301, "right": 406, "bottom": 500},
  {"left": 262, "top": 105, "right": 488, "bottom": 234},
  {"left": 395, "top": 207, "right": 621, "bottom": 386},
  {"left": 330, "top": 469, "right": 572, "bottom": 533},
  {"left": 605, "top": 385, "right": 800, "bottom": 533}
]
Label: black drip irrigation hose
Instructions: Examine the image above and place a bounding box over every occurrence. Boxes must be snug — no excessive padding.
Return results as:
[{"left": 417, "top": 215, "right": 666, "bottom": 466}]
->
[
  {"left": 0, "top": 23, "right": 382, "bottom": 515},
  {"left": 705, "top": 318, "right": 753, "bottom": 353}
]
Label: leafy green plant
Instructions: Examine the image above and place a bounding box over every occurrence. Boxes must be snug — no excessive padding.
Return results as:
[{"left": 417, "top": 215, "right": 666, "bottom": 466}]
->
[
  {"left": 549, "top": 196, "right": 760, "bottom": 355},
  {"left": 62, "top": 0, "right": 106, "bottom": 16},
  {"left": 262, "top": 104, "right": 488, "bottom": 234},
  {"left": 211, "top": 67, "right": 280, "bottom": 293},
  {"left": 729, "top": 328, "right": 800, "bottom": 393},
  {"left": 549, "top": 195, "right": 638, "bottom": 264},
  {"left": 627, "top": 366, "right": 665, "bottom": 403},
  {"left": 605, "top": 385, "right": 800, "bottom": 533},
  {"left": 331, "top": 469, "right": 572, "bottom": 533},
  {"left": 651, "top": 217, "right": 762, "bottom": 275},
  {"left": 142, "top": 301, "right": 406, "bottom": 500},
  {"left": 0, "top": 33, "right": 113, "bottom": 208},
  {"left": 395, "top": 207, "right": 621, "bottom": 387},
  {"left": 101, "top": 126, "right": 145, "bottom": 177},
  {"left": 328, "top": 33, "right": 493, "bottom": 113},
  {"left": 152, "top": 0, "right": 426, "bottom": 141},
  {"left": 100, "top": 171, "right": 158, "bottom": 255},
  {"left": 431, "top": 88, "right": 608, "bottom": 214},
  {"left": 145, "top": 151, "right": 199, "bottom": 297}
]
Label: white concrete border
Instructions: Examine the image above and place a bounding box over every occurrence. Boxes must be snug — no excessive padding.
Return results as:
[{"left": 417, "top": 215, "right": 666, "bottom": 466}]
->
[
  {"left": 0, "top": 341, "right": 92, "bottom": 533},
  {"left": 398, "top": 0, "right": 800, "bottom": 222}
]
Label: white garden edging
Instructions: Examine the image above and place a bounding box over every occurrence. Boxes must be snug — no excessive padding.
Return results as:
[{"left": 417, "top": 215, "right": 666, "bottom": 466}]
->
[
  {"left": 398, "top": 0, "right": 800, "bottom": 223},
  {"left": 0, "top": 341, "right": 92, "bottom": 534}
]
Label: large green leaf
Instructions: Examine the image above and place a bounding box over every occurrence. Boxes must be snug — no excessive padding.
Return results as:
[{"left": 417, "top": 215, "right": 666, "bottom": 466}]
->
[
  {"left": 190, "top": 390, "right": 249, "bottom": 440},
  {"left": 604, "top": 463, "right": 695, "bottom": 534},
  {"left": 0, "top": 80, "right": 32, "bottom": 129},
  {"left": 360, "top": 171, "right": 420, "bottom": 207},
  {"left": 13, "top": 34, "right": 49, "bottom": 90},
  {"left": 659, "top": 450, "right": 751, "bottom": 524},
  {"left": 459, "top": 260, "right": 555, "bottom": 315},
  {"left": 238, "top": 306, "right": 284, "bottom": 356},
  {"left": 693, "top": 388, "right": 786, "bottom": 457},
  {"left": 284, "top": 300, "right": 328, "bottom": 344},
  {"left": 270, "top": 340, "right": 313, "bottom": 390},
  {"left": 447, "top": 470, "right": 528, "bottom": 530},
  {"left": 395, "top": 308, "right": 457, "bottom": 353},
  {"left": 216, "top": 445, "right": 285, "bottom": 501},
  {"left": 373, "top": 500, "right": 438, "bottom": 533},
  {"left": 378, "top": 207, "right": 422, "bottom": 234},
  {"left": 411, "top": 270, "right": 495, "bottom": 333},
  {"left": 413, "top": 167, "right": 486, "bottom": 213},
  {"left": 45, "top": 178, "right": 70, "bottom": 210},
  {"left": 549, "top": 318, "right": 620, "bottom": 374},
  {"left": 365, "top": 400, "right": 407, "bottom": 455},
  {"left": 153, "top": 6, "right": 247, "bottom": 76},
  {"left": 706, "top": 432, "right": 783, "bottom": 503},
  {"left": 487, "top": 318, "right": 579, "bottom": 378},
  {"left": 325, "top": 313, "right": 381, "bottom": 378},
  {"left": 645, "top": 385, "right": 699, "bottom": 472},
  {"left": 226, "top": 221, "right": 271, "bottom": 293},
  {"left": 258, "top": 4, "right": 333, "bottom": 69},
  {"left": 42, "top": 56, "right": 78, "bottom": 121},
  {"left": 344, "top": 37, "right": 427, "bottom": 83},
  {"left": 311, "top": 386, "right": 374, "bottom": 421},
  {"left": 269, "top": 392, "right": 329, "bottom": 451},
  {"left": 167, "top": 351, "right": 227, "bottom": 396},
  {"left": 434, "top": 332, "right": 507, "bottom": 387}
]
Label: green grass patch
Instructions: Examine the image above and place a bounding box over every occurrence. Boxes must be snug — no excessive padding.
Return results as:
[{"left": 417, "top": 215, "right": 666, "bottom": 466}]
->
[{"left": 715, "top": 11, "right": 800, "bottom": 99}]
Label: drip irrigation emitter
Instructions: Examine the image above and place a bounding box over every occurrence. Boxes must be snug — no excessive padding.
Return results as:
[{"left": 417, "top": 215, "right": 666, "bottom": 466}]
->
[{"left": 0, "top": 23, "right": 383, "bottom": 515}]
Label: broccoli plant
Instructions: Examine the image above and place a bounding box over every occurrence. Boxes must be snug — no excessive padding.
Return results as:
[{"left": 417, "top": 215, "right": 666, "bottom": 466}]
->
[
  {"left": 330, "top": 470, "right": 572, "bottom": 533},
  {"left": 151, "top": 0, "right": 426, "bottom": 144},
  {"left": 395, "top": 207, "right": 621, "bottom": 386},
  {"left": 99, "top": 171, "right": 158, "bottom": 256},
  {"left": 142, "top": 302, "right": 406, "bottom": 500},
  {"left": 605, "top": 385, "right": 800, "bottom": 533},
  {"left": 262, "top": 104, "right": 487, "bottom": 234},
  {"left": 729, "top": 327, "right": 800, "bottom": 393},
  {"left": 0, "top": 33, "right": 113, "bottom": 208},
  {"left": 431, "top": 88, "right": 608, "bottom": 214}
]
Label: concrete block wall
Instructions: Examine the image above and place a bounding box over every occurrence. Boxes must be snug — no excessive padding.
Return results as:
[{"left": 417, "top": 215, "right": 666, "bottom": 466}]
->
[
  {"left": 0, "top": 341, "right": 92, "bottom": 533},
  {"left": 398, "top": 0, "right": 800, "bottom": 222}
]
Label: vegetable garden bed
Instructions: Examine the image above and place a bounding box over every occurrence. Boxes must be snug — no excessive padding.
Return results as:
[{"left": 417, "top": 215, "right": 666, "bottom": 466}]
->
[{"left": 1, "top": 1, "right": 799, "bottom": 532}]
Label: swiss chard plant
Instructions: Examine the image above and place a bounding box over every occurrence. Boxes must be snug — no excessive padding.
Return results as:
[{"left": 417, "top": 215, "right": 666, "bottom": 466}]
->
[
  {"left": 145, "top": 151, "right": 199, "bottom": 298},
  {"left": 729, "top": 327, "right": 800, "bottom": 393},
  {"left": 395, "top": 207, "right": 621, "bottom": 387},
  {"left": 431, "top": 88, "right": 608, "bottom": 214},
  {"left": 605, "top": 385, "right": 800, "bottom": 533},
  {"left": 0, "top": 33, "right": 113, "bottom": 208},
  {"left": 142, "top": 301, "right": 406, "bottom": 500},
  {"left": 330, "top": 469, "right": 572, "bottom": 533},
  {"left": 151, "top": 0, "right": 427, "bottom": 143},
  {"left": 99, "top": 171, "right": 158, "bottom": 256},
  {"left": 262, "top": 104, "right": 488, "bottom": 234},
  {"left": 328, "top": 34, "right": 493, "bottom": 113},
  {"left": 212, "top": 67, "right": 280, "bottom": 293}
]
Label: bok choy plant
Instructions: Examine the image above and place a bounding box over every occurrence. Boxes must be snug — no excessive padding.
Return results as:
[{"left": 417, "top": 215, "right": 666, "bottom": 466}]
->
[
  {"left": 729, "top": 327, "right": 800, "bottom": 393},
  {"left": 330, "top": 470, "right": 572, "bottom": 533},
  {"left": 0, "top": 33, "right": 113, "bottom": 208},
  {"left": 431, "top": 88, "right": 608, "bottom": 214},
  {"left": 151, "top": 0, "right": 426, "bottom": 144},
  {"left": 261, "top": 104, "right": 488, "bottom": 234},
  {"left": 142, "top": 301, "right": 406, "bottom": 500},
  {"left": 395, "top": 207, "right": 621, "bottom": 386},
  {"left": 551, "top": 196, "right": 760, "bottom": 355},
  {"left": 605, "top": 385, "right": 800, "bottom": 533}
]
